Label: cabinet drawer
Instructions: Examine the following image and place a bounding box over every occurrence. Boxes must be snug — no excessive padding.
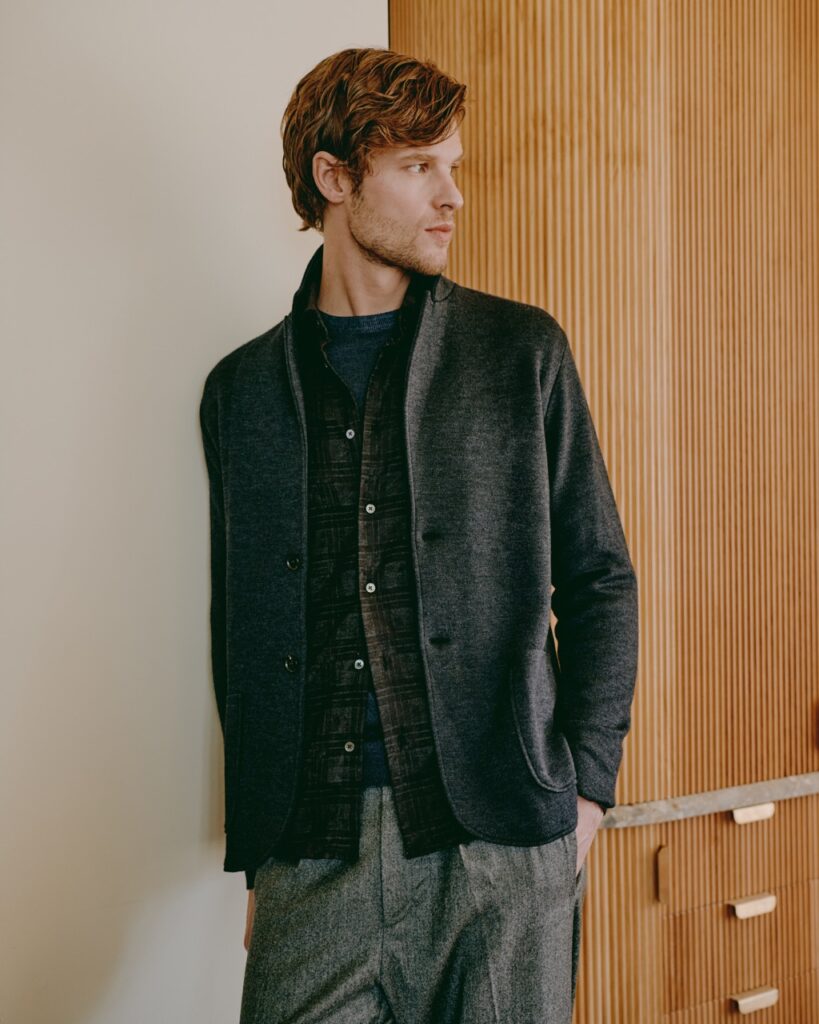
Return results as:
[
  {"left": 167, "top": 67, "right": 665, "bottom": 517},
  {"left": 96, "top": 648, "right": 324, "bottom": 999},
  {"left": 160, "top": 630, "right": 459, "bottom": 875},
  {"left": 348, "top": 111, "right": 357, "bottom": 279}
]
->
[
  {"left": 663, "top": 880, "right": 817, "bottom": 1013},
  {"left": 664, "top": 968, "right": 818, "bottom": 1022},
  {"left": 657, "top": 795, "right": 819, "bottom": 913}
]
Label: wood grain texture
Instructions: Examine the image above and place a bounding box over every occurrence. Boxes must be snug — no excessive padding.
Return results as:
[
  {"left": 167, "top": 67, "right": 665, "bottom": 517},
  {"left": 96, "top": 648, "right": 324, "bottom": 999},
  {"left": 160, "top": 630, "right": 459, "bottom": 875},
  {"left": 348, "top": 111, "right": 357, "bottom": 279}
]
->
[
  {"left": 390, "top": 1, "right": 819, "bottom": 1020},
  {"left": 390, "top": 0, "right": 819, "bottom": 803}
]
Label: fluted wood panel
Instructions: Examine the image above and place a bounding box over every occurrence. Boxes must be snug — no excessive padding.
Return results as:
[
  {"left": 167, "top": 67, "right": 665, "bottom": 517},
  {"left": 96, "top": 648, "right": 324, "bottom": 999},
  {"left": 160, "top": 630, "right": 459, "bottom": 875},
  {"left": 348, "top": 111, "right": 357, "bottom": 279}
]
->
[
  {"left": 572, "top": 823, "right": 666, "bottom": 1021},
  {"left": 665, "top": 0, "right": 819, "bottom": 794},
  {"left": 390, "top": 2, "right": 819, "bottom": 1021},
  {"left": 390, "top": 0, "right": 819, "bottom": 803}
]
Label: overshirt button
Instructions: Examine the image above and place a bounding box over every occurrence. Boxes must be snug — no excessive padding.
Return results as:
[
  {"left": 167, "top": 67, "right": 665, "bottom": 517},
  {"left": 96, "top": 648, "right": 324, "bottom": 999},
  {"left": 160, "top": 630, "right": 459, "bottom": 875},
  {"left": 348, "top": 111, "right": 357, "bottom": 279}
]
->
[
  {"left": 365, "top": 503, "right": 375, "bottom": 514},
  {"left": 284, "top": 653, "right": 299, "bottom": 672},
  {"left": 365, "top": 582, "right": 376, "bottom": 593},
  {"left": 344, "top": 740, "right": 355, "bottom": 752},
  {"left": 345, "top": 428, "right": 356, "bottom": 439},
  {"left": 286, "top": 555, "right": 301, "bottom": 571},
  {"left": 354, "top": 658, "right": 365, "bottom": 669}
]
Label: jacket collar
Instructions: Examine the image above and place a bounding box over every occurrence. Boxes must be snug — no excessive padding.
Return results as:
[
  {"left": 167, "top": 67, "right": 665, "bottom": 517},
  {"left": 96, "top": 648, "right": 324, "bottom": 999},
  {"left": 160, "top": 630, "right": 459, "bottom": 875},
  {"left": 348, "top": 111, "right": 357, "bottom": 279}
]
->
[{"left": 282, "top": 242, "right": 456, "bottom": 450}]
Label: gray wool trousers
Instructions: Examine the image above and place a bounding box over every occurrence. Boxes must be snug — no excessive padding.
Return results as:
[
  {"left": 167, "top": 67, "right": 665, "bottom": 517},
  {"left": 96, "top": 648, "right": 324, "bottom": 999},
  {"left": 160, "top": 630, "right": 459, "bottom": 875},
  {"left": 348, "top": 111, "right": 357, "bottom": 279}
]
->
[{"left": 240, "top": 784, "right": 588, "bottom": 1024}]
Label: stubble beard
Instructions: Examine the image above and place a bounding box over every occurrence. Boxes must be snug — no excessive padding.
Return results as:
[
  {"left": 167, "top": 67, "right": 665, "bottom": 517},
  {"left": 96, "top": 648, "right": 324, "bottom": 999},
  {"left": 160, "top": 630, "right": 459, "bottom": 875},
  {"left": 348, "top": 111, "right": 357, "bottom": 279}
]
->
[{"left": 347, "top": 188, "right": 448, "bottom": 278}]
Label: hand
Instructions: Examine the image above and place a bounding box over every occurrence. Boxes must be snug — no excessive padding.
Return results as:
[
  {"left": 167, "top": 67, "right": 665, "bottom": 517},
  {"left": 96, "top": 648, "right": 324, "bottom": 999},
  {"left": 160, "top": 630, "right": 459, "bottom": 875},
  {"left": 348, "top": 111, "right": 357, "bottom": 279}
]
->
[
  {"left": 574, "top": 795, "right": 605, "bottom": 874},
  {"left": 244, "top": 889, "right": 255, "bottom": 951}
]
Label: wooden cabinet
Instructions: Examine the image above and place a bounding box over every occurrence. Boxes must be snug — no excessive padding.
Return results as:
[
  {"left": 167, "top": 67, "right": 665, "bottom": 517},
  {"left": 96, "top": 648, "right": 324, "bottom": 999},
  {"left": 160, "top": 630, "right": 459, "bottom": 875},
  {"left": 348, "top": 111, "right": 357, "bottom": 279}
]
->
[
  {"left": 664, "top": 879, "right": 817, "bottom": 1013},
  {"left": 657, "top": 797, "right": 819, "bottom": 914},
  {"left": 573, "top": 794, "right": 819, "bottom": 1022},
  {"left": 658, "top": 796, "right": 819, "bottom": 1016}
]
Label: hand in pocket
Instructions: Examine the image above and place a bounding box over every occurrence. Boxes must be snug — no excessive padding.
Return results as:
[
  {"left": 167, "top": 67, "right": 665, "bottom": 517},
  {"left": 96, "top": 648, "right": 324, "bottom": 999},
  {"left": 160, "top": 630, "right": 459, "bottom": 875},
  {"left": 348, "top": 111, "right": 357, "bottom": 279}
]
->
[{"left": 244, "top": 889, "right": 256, "bottom": 951}]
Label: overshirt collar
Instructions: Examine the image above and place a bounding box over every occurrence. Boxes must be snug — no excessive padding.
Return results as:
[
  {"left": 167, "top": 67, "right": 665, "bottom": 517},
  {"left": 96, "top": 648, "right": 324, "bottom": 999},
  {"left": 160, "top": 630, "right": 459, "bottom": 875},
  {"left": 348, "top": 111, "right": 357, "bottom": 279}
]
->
[{"left": 291, "top": 242, "right": 439, "bottom": 356}]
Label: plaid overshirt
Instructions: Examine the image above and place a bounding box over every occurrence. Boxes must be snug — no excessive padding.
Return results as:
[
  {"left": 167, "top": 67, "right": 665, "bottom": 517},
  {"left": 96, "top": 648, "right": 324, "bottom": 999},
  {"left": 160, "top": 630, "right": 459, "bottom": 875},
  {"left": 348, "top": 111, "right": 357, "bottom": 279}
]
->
[{"left": 261, "top": 266, "right": 474, "bottom": 871}]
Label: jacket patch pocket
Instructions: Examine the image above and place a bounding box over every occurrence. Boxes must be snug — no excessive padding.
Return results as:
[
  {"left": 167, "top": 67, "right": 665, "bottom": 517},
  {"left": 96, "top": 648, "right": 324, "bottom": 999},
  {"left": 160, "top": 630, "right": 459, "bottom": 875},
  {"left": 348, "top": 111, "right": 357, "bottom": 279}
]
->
[
  {"left": 509, "top": 647, "right": 576, "bottom": 792},
  {"left": 223, "top": 692, "right": 243, "bottom": 832}
]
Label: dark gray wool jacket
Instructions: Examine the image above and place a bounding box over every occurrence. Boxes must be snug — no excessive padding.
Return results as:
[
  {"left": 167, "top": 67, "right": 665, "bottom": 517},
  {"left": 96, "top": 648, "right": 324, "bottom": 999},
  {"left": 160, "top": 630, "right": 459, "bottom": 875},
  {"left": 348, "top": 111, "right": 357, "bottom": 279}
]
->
[{"left": 199, "top": 243, "right": 639, "bottom": 882}]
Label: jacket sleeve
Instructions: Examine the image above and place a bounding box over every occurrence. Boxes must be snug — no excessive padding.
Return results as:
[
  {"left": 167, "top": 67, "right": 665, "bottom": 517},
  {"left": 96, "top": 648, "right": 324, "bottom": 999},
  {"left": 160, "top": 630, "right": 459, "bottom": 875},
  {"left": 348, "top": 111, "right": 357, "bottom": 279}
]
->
[
  {"left": 199, "top": 373, "right": 228, "bottom": 735},
  {"left": 200, "top": 373, "right": 256, "bottom": 893},
  {"left": 544, "top": 335, "right": 639, "bottom": 811}
]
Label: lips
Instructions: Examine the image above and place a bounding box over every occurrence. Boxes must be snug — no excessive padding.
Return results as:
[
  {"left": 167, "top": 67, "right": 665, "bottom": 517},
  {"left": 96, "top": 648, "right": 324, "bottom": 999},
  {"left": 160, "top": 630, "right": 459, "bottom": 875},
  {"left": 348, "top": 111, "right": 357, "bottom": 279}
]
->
[{"left": 426, "top": 225, "right": 454, "bottom": 235}]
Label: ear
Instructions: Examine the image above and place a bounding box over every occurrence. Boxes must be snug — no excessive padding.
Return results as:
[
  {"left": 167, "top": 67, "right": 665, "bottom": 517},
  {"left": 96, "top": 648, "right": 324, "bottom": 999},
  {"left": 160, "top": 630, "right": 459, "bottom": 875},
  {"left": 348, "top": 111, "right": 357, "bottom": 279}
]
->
[{"left": 312, "top": 151, "right": 351, "bottom": 206}]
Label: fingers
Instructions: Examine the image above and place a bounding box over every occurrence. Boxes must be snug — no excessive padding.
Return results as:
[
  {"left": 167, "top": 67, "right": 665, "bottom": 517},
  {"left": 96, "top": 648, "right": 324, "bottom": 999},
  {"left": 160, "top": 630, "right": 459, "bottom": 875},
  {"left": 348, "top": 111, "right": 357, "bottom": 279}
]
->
[{"left": 244, "top": 891, "right": 255, "bottom": 951}]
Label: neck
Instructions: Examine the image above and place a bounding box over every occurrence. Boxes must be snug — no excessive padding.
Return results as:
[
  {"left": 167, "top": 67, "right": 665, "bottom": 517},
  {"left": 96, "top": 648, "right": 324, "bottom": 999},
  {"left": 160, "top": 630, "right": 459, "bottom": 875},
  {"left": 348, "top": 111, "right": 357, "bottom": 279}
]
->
[{"left": 316, "top": 237, "right": 412, "bottom": 317}]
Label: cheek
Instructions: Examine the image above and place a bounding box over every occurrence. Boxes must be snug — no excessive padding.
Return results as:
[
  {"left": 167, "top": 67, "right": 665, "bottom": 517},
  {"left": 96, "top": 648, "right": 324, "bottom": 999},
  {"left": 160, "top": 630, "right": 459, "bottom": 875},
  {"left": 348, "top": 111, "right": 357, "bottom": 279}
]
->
[{"left": 374, "top": 179, "right": 425, "bottom": 218}]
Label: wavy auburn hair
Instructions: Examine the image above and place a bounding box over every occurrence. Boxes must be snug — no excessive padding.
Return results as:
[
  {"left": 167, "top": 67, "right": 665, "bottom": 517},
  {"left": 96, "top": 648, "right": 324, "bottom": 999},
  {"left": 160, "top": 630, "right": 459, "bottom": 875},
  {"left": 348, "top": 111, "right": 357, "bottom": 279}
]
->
[{"left": 280, "top": 47, "right": 467, "bottom": 233}]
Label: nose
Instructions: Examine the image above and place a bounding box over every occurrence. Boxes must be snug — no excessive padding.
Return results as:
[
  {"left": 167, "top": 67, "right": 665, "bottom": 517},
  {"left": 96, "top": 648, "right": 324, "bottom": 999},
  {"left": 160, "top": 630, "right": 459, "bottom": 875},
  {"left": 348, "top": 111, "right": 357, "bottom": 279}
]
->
[{"left": 437, "top": 173, "right": 464, "bottom": 213}]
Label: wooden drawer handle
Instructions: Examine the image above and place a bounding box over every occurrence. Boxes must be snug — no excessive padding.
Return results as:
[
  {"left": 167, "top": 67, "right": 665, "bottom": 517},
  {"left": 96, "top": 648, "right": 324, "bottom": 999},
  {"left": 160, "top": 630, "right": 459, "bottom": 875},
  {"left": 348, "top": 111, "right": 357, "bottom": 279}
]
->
[
  {"left": 731, "top": 802, "right": 775, "bottom": 824},
  {"left": 726, "top": 892, "right": 777, "bottom": 918},
  {"left": 728, "top": 986, "right": 779, "bottom": 1014}
]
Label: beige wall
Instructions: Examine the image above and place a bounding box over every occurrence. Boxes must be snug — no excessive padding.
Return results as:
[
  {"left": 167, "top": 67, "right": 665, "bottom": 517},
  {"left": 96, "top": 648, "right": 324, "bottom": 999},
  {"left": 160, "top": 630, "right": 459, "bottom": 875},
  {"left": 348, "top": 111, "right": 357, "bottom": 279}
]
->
[{"left": 0, "top": 3, "right": 386, "bottom": 1021}]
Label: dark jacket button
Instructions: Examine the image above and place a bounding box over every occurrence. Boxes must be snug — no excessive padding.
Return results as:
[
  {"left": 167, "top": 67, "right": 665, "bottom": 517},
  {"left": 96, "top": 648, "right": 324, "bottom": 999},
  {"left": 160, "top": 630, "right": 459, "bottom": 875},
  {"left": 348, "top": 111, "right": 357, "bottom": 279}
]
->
[
  {"left": 286, "top": 555, "right": 301, "bottom": 571},
  {"left": 284, "top": 653, "right": 299, "bottom": 672}
]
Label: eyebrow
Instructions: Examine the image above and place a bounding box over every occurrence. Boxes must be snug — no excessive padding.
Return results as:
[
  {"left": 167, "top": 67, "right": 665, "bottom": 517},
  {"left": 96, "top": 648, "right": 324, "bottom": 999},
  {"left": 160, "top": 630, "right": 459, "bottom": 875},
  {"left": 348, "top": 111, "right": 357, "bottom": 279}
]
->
[{"left": 399, "top": 151, "right": 465, "bottom": 163}]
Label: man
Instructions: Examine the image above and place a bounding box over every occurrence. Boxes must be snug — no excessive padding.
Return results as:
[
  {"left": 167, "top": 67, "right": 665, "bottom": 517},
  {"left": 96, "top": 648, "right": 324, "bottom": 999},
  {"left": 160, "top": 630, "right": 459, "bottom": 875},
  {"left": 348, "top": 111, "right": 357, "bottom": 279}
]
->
[{"left": 199, "top": 46, "right": 638, "bottom": 1024}]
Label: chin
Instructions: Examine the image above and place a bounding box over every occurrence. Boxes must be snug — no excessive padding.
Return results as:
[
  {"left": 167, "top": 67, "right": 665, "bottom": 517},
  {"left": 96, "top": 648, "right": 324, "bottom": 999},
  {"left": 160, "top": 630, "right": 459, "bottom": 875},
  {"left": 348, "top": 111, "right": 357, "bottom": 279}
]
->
[{"left": 413, "top": 250, "right": 449, "bottom": 276}]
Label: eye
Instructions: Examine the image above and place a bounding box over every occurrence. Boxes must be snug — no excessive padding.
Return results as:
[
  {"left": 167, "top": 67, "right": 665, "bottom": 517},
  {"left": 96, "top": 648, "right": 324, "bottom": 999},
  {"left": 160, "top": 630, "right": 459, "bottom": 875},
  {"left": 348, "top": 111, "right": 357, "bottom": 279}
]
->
[{"left": 407, "top": 163, "right": 462, "bottom": 175}]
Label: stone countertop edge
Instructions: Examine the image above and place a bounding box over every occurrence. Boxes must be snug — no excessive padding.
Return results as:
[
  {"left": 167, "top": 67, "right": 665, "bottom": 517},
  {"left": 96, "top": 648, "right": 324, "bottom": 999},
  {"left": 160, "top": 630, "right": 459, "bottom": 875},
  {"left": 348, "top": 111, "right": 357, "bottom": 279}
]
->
[{"left": 600, "top": 772, "right": 819, "bottom": 828}]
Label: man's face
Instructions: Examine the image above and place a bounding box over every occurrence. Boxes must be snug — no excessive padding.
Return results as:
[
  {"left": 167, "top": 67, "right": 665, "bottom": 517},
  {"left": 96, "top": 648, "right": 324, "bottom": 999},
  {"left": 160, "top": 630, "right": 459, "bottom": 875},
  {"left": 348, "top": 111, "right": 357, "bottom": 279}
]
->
[{"left": 343, "top": 128, "right": 465, "bottom": 276}]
